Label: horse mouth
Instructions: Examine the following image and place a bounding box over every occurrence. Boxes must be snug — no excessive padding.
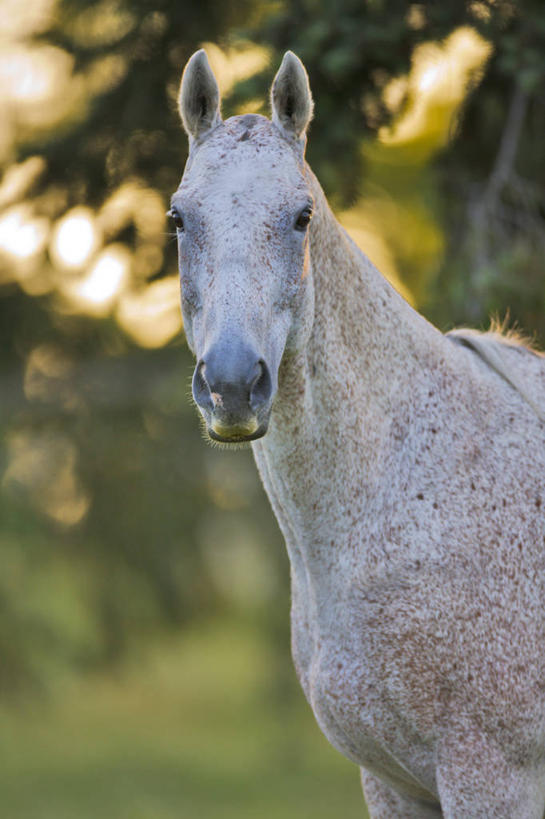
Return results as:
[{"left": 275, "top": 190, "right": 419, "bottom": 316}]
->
[
  {"left": 207, "top": 427, "right": 267, "bottom": 444},
  {"left": 207, "top": 422, "right": 268, "bottom": 443}
]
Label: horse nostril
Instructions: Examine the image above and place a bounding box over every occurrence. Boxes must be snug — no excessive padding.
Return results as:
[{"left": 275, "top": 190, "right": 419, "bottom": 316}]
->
[
  {"left": 249, "top": 359, "right": 272, "bottom": 412},
  {"left": 192, "top": 360, "right": 213, "bottom": 410},
  {"left": 194, "top": 350, "right": 273, "bottom": 418}
]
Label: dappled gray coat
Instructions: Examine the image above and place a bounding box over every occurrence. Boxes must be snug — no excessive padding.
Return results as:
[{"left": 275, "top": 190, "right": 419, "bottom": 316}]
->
[{"left": 173, "top": 49, "right": 545, "bottom": 818}]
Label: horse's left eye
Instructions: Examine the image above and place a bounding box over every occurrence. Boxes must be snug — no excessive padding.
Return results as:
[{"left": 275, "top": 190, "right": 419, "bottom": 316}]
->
[
  {"left": 169, "top": 208, "right": 184, "bottom": 231},
  {"left": 295, "top": 206, "right": 313, "bottom": 231}
]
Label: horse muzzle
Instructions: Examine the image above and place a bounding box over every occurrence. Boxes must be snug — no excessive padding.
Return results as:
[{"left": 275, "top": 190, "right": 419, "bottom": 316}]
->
[{"left": 192, "top": 343, "right": 274, "bottom": 443}]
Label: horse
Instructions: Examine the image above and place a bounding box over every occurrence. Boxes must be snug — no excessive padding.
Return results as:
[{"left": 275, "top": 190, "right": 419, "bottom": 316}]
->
[{"left": 171, "top": 49, "right": 545, "bottom": 818}]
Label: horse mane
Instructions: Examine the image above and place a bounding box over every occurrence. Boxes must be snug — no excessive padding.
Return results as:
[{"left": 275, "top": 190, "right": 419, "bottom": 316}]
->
[{"left": 447, "top": 318, "right": 545, "bottom": 422}]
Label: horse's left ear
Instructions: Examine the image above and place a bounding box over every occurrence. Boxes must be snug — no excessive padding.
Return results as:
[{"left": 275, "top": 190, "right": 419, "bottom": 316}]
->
[
  {"left": 270, "top": 51, "right": 314, "bottom": 140},
  {"left": 179, "top": 49, "right": 222, "bottom": 142}
]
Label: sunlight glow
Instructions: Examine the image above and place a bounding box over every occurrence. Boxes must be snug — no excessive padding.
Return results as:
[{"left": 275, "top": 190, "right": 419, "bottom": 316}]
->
[
  {"left": 201, "top": 41, "right": 271, "bottom": 96},
  {"left": 66, "top": 0, "right": 136, "bottom": 48},
  {"left": 98, "top": 182, "right": 164, "bottom": 239},
  {"left": 0, "top": 0, "right": 179, "bottom": 347},
  {"left": 68, "top": 245, "right": 129, "bottom": 315},
  {"left": 116, "top": 276, "right": 182, "bottom": 348},
  {"left": 51, "top": 207, "right": 99, "bottom": 269},
  {"left": 79, "top": 249, "right": 127, "bottom": 305},
  {"left": 0, "top": 44, "right": 73, "bottom": 106},
  {"left": 0, "top": 206, "right": 48, "bottom": 259},
  {"left": 379, "top": 27, "right": 492, "bottom": 155},
  {"left": 0, "top": 0, "right": 57, "bottom": 41},
  {"left": 382, "top": 76, "right": 408, "bottom": 114},
  {"left": 0, "top": 156, "right": 46, "bottom": 209},
  {"left": 85, "top": 54, "right": 128, "bottom": 97},
  {"left": 418, "top": 64, "right": 441, "bottom": 92},
  {"left": 1, "top": 49, "right": 50, "bottom": 101}
]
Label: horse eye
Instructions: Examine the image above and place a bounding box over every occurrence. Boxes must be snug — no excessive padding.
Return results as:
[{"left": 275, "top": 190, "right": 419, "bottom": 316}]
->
[
  {"left": 295, "top": 206, "right": 313, "bottom": 231},
  {"left": 169, "top": 208, "right": 184, "bottom": 231}
]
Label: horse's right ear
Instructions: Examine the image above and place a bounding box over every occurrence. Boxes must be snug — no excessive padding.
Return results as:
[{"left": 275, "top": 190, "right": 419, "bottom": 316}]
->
[
  {"left": 270, "top": 51, "right": 313, "bottom": 141},
  {"left": 179, "top": 49, "right": 222, "bottom": 142}
]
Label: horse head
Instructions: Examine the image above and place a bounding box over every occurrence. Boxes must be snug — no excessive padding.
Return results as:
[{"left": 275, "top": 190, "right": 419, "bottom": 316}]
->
[{"left": 172, "top": 50, "right": 315, "bottom": 443}]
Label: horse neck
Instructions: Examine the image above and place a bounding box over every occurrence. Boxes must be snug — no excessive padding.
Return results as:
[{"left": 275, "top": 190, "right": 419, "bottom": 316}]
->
[{"left": 252, "top": 169, "right": 441, "bottom": 549}]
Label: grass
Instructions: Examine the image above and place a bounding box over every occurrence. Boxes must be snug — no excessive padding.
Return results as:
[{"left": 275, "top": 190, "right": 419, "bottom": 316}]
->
[{"left": 0, "top": 619, "right": 368, "bottom": 818}]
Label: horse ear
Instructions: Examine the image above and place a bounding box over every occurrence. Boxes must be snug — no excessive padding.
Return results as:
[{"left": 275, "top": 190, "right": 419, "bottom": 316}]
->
[
  {"left": 270, "top": 51, "right": 314, "bottom": 140},
  {"left": 179, "top": 49, "right": 222, "bottom": 141}
]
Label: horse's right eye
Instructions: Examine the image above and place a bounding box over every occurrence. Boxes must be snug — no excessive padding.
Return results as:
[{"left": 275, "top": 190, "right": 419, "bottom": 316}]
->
[
  {"left": 169, "top": 208, "right": 184, "bottom": 231},
  {"left": 295, "top": 206, "right": 313, "bottom": 231}
]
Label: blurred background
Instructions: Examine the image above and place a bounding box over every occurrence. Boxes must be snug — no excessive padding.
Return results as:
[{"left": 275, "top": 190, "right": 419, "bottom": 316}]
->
[{"left": 0, "top": 1, "right": 544, "bottom": 816}]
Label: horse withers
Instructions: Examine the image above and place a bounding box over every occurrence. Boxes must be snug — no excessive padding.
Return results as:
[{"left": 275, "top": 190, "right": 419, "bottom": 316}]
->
[{"left": 171, "top": 49, "right": 545, "bottom": 818}]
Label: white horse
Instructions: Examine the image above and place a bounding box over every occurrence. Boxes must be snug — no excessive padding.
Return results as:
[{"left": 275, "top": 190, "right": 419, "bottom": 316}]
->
[{"left": 172, "top": 49, "right": 545, "bottom": 818}]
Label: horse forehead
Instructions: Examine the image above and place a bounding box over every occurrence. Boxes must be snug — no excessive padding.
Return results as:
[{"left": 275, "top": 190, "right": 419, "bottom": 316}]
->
[{"left": 182, "top": 116, "right": 307, "bottom": 204}]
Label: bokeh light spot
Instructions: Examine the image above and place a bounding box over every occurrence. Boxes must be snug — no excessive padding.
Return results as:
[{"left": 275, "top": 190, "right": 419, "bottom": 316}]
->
[
  {"left": 0, "top": 205, "right": 48, "bottom": 259},
  {"left": 73, "top": 245, "right": 129, "bottom": 314},
  {"left": 116, "top": 276, "right": 182, "bottom": 348},
  {"left": 379, "top": 27, "right": 492, "bottom": 156},
  {"left": 51, "top": 207, "right": 99, "bottom": 269},
  {"left": 0, "top": 44, "right": 74, "bottom": 106},
  {"left": 418, "top": 64, "right": 441, "bottom": 92},
  {"left": 201, "top": 41, "right": 271, "bottom": 95}
]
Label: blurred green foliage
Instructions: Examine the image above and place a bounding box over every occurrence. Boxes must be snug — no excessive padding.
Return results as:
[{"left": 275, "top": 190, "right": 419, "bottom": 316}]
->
[
  {"left": 0, "top": 621, "right": 367, "bottom": 818},
  {"left": 0, "top": 0, "right": 545, "bottom": 813}
]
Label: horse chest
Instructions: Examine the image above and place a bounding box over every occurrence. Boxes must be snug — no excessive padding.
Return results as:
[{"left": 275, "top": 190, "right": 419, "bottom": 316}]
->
[
  {"left": 289, "top": 561, "right": 441, "bottom": 795},
  {"left": 289, "top": 512, "right": 545, "bottom": 798}
]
